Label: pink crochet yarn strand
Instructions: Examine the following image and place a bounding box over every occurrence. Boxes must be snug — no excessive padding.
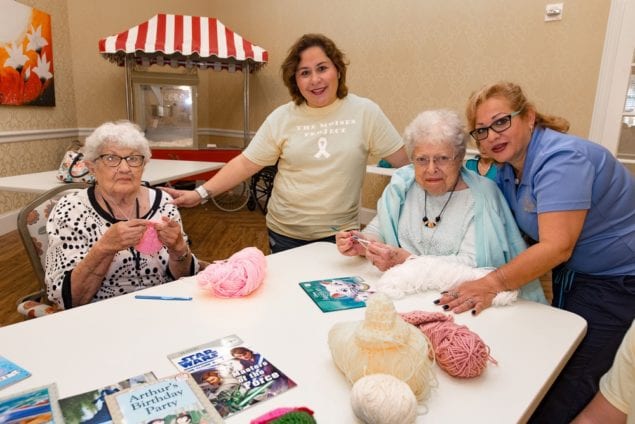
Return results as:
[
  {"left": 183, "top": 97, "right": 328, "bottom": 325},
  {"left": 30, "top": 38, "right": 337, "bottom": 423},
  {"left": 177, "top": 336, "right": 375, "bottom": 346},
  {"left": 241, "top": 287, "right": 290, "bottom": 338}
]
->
[
  {"left": 196, "top": 247, "right": 266, "bottom": 298},
  {"left": 401, "top": 311, "right": 497, "bottom": 378}
]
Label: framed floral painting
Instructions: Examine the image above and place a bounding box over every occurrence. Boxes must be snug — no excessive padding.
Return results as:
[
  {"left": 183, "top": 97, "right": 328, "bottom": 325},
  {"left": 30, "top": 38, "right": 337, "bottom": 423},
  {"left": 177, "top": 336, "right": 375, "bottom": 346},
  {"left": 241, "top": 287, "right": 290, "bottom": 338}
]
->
[{"left": 0, "top": 0, "right": 55, "bottom": 106}]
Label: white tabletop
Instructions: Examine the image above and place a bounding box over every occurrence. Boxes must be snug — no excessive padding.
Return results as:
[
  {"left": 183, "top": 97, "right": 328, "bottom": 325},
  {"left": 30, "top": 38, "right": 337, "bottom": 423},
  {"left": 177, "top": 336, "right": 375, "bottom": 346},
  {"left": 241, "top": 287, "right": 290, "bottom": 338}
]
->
[
  {"left": 0, "top": 159, "right": 224, "bottom": 194},
  {"left": 0, "top": 242, "right": 586, "bottom": 423}
]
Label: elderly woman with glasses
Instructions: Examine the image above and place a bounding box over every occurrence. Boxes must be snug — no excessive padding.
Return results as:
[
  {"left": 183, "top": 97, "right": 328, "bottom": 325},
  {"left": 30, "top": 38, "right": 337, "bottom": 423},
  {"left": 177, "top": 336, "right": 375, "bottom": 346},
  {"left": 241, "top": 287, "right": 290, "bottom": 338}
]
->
[
  {"left": 45, "top": 120, "right": 199, "bottom": 309},
  {"left": 437, "top": 81, "right": 635, "bottom": 424},
  {"left": 336, "top": 109, "right": 546, "bottom": 304}
]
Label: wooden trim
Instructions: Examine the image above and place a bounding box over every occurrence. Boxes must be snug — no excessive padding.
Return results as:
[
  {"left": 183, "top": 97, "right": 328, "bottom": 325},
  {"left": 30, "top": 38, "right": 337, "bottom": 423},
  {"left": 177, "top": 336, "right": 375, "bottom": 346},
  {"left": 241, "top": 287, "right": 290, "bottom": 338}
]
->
[{"left": 0, "top": 128, "right": 80, "bottom": 143}]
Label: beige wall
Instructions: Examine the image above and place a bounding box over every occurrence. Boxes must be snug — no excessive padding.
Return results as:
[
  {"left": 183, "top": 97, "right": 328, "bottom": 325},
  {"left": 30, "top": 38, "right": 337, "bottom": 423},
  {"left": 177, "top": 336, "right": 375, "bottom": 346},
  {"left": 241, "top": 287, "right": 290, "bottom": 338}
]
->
[{"left": 0, "top": 0, "right": 611, "bottom": 214}]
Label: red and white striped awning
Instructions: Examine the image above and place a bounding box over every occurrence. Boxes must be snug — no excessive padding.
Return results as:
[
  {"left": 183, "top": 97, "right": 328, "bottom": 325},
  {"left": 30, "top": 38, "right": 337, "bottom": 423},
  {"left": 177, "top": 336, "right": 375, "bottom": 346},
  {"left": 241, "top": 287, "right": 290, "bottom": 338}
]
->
[{"left": 98, "top": 14, "right": 268, "bottom": 72}]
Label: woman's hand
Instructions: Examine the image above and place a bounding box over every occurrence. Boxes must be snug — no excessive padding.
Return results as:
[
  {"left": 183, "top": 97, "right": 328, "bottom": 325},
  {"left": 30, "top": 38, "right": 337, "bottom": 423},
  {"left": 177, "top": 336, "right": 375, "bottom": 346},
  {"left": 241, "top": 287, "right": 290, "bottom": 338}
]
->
[
  {"left": 336, "top": 231, "right": 367, "bottom": 257},
  {"left": 155, "top": 216, "right": 188, "bottom": 254},
  {"left": 365, "top": 242, "right": 411, "bottom": 271},
  {"left": 435, "top": 271, "right": 504, "bottom": 315},
  {"left": 98, "top": 219, "right": 148, "bottom": 253},
  {"left": 162, "top": 187, "right": 202, "bottom": 208}
]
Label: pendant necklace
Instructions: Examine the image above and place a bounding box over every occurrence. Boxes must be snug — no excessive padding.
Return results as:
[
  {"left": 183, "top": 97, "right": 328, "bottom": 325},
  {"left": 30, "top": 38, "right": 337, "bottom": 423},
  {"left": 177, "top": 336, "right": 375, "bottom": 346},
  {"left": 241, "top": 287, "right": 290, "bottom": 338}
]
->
[
  {"left": 99, "top": 190, "right": 143, "bottom": 272},
  {"left": 422, "top": 178, "right": 460, "bottom": 229}
]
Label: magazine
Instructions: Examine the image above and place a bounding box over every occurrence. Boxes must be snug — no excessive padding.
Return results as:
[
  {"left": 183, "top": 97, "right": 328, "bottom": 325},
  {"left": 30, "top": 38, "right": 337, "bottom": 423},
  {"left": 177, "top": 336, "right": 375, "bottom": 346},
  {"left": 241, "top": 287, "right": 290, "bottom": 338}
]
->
[
  {"left": 168, "top": 335, "right": 297, "bottom": 418},
  {"left": 299, "top": 276, "right": 374, "bottom": 312},
  {"left": 0, "top": 383, "right": 63, "bottom": 423},
  {"left": 0, "top": 356, "right": 31, "bottom": 390},
  {"left": 59, "top": 372, "right": 156, "bottom": 424},
  {"left": 105, "top": 374, "right": 222, "bottom": 424}
]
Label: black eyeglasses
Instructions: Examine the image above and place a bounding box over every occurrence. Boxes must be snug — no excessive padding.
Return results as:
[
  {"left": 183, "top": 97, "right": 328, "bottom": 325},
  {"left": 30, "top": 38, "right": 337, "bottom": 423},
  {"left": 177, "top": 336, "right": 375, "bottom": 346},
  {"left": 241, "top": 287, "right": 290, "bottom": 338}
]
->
[
  {"left": 97, "top": 154, "right": 145, "bottom": 167},
  {"left": 469, "top": 110, "right": 522, "bottom": 142}
]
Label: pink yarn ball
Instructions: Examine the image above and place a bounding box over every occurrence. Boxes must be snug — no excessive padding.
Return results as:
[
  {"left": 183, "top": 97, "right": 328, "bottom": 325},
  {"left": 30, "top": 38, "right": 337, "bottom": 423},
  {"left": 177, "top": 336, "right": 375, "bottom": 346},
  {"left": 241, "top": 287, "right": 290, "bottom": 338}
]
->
[
  {"left": 196, "top": 247, "right": 266, "bottom": 298},
  {"left": 401, "top": 311, "right": 496, "bottom": 378}
]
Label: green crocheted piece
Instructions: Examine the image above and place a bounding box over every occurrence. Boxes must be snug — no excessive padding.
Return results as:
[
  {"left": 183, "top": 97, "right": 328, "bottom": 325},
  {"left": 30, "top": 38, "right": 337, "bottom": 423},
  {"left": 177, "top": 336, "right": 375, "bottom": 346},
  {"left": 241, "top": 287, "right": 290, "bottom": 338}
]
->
[{"left": 270, "top": 410, "right": 317, "bottom": 424}]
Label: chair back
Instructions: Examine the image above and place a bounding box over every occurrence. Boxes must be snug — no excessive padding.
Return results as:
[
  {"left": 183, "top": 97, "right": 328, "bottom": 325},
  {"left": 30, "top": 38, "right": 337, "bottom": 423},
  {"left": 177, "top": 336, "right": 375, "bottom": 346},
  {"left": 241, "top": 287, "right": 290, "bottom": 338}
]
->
[{"left": 17, "top": 183, "right": 88, "bottom": 303}]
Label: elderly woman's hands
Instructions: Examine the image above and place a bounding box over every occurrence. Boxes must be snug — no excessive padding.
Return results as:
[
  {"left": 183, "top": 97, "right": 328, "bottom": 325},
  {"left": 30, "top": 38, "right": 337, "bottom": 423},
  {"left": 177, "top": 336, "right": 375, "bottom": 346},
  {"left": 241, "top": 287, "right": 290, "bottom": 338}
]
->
[
  {"left": 155, "top": 216, "right": 188, "bottom": 254},
  {"left": 336, "top": 231, "right": 368, "bottom": 257},
  {"left": 98, "top": 219, "right": 148, "bottom": 253},
  {"left": 364, "top": 241, "right": 411, "bottom": 272},
  {"left": 436, "top": 271, "right": 505, "bottom": 315}
]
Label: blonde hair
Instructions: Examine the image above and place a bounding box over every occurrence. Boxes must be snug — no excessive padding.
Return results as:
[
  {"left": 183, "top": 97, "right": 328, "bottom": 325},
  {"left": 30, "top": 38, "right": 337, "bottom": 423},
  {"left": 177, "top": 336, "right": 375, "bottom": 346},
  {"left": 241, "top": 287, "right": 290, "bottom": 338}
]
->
[{"left": 465, "top": 81, "right": 569, "bottom": 133}]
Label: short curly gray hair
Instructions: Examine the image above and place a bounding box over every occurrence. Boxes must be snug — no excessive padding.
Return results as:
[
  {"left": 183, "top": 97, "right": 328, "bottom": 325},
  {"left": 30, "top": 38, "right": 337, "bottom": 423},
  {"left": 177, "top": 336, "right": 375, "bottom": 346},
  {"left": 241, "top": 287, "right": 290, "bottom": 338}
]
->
[
  {"left": 83, "top": 120, "right": 151, "bottom": 162},
  {"left": 403, "top": 109, "right": 466, "bottom": 159}
]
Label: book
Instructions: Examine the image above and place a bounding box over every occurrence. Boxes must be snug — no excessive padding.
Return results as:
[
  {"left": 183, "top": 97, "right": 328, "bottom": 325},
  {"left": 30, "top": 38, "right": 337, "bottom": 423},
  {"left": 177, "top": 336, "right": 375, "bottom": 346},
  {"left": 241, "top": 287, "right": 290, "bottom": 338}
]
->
[
  {"left": 168, "top": 335, "right": 297, "bottom": 418},
  {"left": 0, "top": 383, "right": 63, "bottom": 423},
  {"left": 104, "top": 373, "right": 223, "bottom": 424},
  {"left": 59, "top": 372, "right": 156, "bottom": 424},
  {"left": 0, "top": 356, "right": 31, "bottom": 390},
  {"left": 299, "top": 276, "right": 374, "bottom": 312}
]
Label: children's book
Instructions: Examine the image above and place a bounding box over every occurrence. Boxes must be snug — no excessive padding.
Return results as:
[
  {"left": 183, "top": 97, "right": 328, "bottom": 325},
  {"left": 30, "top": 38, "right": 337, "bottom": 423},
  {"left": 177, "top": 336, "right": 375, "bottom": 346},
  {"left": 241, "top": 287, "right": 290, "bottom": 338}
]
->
[
  {"left": 0, "top": 383, "right": 63, "bottom": 423},
  {"left": 105, "top": 373, "right": 223, "bottom": 424},
  {"left": 59, "top": 372, "right": 156, "bottom": 424},
  {"left": 299, "top": 276, "right": 374, "bottom": 312},
  {"left": 168, "top": 335, "right": 297, "bottom": 418},
  {"left": 0, "top": 356, "right": 31, "bottom": 390}
]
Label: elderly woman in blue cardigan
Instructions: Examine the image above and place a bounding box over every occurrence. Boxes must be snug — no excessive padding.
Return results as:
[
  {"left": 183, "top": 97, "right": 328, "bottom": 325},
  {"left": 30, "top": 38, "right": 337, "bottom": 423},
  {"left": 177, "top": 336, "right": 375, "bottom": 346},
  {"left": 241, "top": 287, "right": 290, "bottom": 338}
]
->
[{"left": 336, "top": 109, "right": 546, "bottom": 308}]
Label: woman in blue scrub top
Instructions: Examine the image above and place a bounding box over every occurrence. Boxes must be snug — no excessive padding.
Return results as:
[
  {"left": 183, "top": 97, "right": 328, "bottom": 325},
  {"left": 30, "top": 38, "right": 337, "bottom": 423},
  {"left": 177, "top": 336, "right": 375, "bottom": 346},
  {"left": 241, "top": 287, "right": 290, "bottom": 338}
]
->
[{"left": 439, "top": 81, "right": 635, "bottom": 424}]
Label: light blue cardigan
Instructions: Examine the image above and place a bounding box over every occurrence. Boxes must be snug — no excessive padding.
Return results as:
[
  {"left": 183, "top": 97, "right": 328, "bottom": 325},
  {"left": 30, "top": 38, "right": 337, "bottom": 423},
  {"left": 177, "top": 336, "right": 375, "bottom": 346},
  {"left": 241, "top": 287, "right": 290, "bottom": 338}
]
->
[{"left": 376, "top": 165, "right": 547, "bottom": 304}]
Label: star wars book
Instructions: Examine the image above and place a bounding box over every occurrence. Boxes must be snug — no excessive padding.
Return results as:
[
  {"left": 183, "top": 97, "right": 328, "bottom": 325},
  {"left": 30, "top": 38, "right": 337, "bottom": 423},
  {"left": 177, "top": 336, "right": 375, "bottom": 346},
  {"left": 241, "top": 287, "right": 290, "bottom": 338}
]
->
[
  {"left": 168, "top": 335, "right": 296, "bottom": 418},
  {"left": 299, "top": 275, "right": 374, "bottom": 312},
  {"left": 104, "top": 374, "right": 222, "bottom": 424}
]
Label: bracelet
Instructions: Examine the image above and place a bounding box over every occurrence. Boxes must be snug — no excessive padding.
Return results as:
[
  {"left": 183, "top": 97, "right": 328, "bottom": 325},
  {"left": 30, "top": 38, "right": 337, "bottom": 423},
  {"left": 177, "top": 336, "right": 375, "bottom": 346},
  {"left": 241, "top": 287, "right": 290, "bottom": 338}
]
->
[
  {"left": 195, "top": 185, "right": 210, "bottom": 204},
  {"left": 493, "top": 268, "right": 510, "bottom": 291}
]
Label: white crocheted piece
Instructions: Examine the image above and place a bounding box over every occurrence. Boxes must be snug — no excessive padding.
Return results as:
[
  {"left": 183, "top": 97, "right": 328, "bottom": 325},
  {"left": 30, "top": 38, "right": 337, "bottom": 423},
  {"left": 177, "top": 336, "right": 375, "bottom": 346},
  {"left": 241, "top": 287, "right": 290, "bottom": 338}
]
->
[{"left": 375, "top": 256, "right": 518, "bottom": 306}]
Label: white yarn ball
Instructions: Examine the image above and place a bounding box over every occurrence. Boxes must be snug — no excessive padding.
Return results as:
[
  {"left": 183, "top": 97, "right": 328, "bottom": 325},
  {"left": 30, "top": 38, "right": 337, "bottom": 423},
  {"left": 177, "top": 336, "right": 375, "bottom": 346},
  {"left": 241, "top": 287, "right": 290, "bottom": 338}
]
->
[{"left": 351, "top": 374, "right": 418, "bottom": 424}]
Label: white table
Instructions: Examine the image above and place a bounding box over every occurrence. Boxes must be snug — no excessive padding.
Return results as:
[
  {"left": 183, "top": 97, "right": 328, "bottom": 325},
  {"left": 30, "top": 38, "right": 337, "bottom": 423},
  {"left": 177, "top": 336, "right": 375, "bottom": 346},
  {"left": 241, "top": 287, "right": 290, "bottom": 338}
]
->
[
  {"left": 0, "top": 159, "right": 224, "bottom": 194},
  {"left": 0, "top": 243, "right": 586, "bottom": 423}
]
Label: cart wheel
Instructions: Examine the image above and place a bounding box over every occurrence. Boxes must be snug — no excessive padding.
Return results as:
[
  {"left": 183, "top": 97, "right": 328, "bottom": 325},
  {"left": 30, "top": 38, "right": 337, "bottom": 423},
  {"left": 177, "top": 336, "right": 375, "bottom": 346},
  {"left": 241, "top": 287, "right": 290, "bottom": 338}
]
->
[
  {"left": 250, "top": 166, "right": 277, "bottom": 214},
  {"left": 247, "top": 196, "right": 256, "bottom": 211},
  {"left": 210, "top": 180, "right": 250, "bottom": 212}
]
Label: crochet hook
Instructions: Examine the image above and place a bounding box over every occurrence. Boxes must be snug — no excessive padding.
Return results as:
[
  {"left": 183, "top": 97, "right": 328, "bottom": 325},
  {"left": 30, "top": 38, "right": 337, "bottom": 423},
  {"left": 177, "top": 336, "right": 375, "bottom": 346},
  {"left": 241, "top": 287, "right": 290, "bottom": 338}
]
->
[{"left": 135, "top": 295, "right": 193, "bottom": 301}]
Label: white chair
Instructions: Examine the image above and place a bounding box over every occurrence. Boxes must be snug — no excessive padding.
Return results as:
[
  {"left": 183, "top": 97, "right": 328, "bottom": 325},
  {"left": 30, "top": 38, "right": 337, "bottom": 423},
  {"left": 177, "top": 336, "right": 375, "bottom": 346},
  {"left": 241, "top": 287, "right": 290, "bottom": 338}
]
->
[{"left": 16, "top": 182, "right": 87, "bottom": 318}]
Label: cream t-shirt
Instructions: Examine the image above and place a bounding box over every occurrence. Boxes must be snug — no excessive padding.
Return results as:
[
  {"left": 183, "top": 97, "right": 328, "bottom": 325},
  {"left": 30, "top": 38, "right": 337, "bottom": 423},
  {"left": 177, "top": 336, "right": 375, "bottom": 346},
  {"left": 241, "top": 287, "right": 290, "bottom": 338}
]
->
[
  {"left": 600, "top": 320, "right": 635, "bottom": 422},
  {"left": 244, "top": 94, "right": 403, "bottom": 239}
]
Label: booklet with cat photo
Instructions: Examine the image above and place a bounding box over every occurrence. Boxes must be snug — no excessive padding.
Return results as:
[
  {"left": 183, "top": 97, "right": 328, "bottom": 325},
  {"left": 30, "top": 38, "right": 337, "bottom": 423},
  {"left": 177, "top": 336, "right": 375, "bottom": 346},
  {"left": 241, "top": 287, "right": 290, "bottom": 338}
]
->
[
  {"left": 299, "top": 275, "right": 374, "bottom": 312},
  {"left": 105, "top": 373, "right": 222, "bottom": 424},
  {"left": 168, "top": 334, "right": 296, "bottom": 418}
]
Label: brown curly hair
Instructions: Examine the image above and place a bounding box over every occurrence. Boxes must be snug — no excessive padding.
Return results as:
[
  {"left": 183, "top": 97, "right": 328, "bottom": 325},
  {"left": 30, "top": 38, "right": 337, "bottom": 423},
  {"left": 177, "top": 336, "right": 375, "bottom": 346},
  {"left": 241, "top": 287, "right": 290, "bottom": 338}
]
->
[
  {"left": 466, "top": 81, "right": 569, "bottom": 134},
  {"left": 281, "top": 33, "right": 349, "bottom": 105}
]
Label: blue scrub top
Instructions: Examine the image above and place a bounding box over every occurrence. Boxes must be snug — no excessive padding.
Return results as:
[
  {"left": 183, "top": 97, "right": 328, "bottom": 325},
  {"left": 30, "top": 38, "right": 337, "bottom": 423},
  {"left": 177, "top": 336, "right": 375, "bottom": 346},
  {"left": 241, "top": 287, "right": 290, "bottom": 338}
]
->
[{"left": 497, "top": 127, "right": 635, "bottom": 276}]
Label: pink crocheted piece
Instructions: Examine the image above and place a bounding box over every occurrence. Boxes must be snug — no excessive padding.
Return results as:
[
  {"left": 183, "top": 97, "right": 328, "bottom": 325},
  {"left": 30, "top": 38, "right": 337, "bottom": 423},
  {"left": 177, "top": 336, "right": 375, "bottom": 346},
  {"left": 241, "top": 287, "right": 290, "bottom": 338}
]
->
[
  {"left": 197, "top": 247, "right": 266, "bottom": 298},
  {"left": 401, "top": 310, "right": 497, "bottom": 378},
  {"left": 135, "top": 223, "right": 163, "bottom": 255}
]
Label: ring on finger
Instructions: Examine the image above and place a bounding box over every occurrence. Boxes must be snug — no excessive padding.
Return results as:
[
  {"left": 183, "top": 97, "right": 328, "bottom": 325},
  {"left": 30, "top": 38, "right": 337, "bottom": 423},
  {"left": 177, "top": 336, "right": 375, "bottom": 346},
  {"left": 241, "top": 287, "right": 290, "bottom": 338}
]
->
[
  {"left": 450, "top": 291, "right": 459, "bottom": 299},
  {"left": 466, "top": 298, "right": 475, "bottom": 306}
]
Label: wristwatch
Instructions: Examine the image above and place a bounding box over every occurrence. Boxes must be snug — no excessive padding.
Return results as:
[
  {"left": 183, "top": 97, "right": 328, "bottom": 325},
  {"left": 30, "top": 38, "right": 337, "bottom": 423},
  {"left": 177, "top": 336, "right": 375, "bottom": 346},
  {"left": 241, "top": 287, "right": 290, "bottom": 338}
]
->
[
  {"left": 172, "top": 246, "right": 191, "bottom": 262},
  {"left": 195, "top": 185, "right": 210, "bottom": 204}
]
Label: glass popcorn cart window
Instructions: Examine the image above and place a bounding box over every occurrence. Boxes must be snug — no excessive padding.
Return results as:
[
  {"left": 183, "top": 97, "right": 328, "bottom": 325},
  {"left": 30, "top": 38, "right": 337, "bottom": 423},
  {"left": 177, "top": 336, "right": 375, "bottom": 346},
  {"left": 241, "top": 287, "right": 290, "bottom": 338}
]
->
[{"left": 131, "top": 71, "right": 199, "bottom": 148}]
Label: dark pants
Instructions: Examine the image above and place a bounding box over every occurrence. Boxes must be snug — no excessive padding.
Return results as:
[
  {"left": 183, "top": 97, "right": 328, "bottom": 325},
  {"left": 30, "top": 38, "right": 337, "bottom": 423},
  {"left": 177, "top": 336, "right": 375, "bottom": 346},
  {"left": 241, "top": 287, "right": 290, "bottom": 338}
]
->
[
  {"left": 529, "top": 272, "right": 635, "bottom": 423},
  {"left": 267, "top": 229, "right": 336, "bottom": 254}
]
